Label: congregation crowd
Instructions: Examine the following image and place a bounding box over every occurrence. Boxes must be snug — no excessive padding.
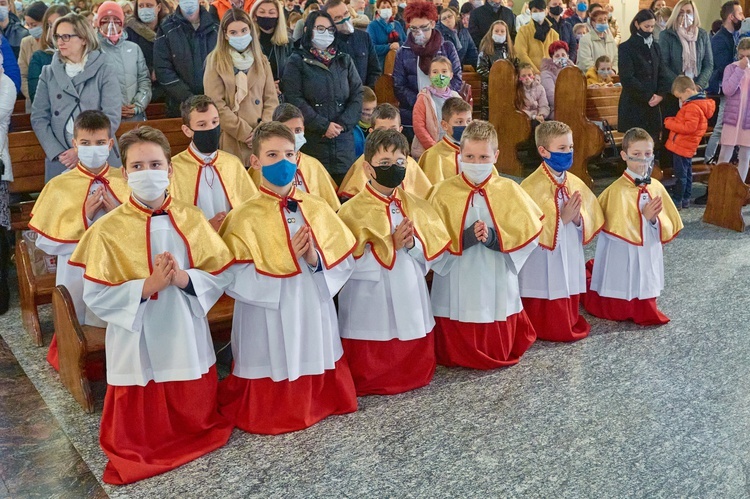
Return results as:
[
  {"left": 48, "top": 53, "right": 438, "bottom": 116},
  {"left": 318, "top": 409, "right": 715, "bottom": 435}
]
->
[{"left": 0, "top": 0, "right": 748, "bottom": 488}]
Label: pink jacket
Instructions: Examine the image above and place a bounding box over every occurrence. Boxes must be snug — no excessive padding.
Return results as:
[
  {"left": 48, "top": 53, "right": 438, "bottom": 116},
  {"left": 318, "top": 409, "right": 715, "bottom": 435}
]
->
[
  {"left": 539, "top": 58, "right": 561, "bottom": 119},
  {"left": 412, "top": 88, "right": 460, "bottom": 158},
  {"left": 521, "top": 80, "right": 550, "bottom": 120}
]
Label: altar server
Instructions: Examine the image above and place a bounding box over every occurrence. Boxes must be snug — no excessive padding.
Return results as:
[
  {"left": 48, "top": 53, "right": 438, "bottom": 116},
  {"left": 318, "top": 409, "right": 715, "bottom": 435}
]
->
[{"left": 417, "top": 97, "right": 473, "bottom": 185}]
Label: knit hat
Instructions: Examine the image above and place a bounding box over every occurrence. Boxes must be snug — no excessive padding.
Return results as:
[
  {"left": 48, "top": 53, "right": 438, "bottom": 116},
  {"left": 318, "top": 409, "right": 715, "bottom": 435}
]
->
[
  {"left": 97, "top": 1, "right": 124, "bottom": 24},
  {"left": 24, "top": 0, "right": 47, "bottom": 21}
]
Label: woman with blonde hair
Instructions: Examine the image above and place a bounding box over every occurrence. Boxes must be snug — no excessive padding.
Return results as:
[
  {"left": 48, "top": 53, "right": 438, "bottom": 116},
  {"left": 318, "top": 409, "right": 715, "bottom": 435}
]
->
[
  {"left": 250, "top": 0, "right": 291, "bottom": 83},
  {"left": 31, "top": 13, "right": 121, "bottom": 180},
  {"left": 204, "top": 8, "right": 279, "bottom": 164}
]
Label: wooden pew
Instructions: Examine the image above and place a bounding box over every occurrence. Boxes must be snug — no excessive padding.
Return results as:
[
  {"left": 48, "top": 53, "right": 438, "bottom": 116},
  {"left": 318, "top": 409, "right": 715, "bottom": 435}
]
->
[
  {"left": 13, "top": 99, "right": 25, "bottom": 114},
  {"left": 9, "top": 117, "right": 189, "bottom": 346},
  {"left": 374, "top": 49, "right": 398, "bottom": 107},
  {"left": 554, "top": 66, "right": 605, "bottom": 187},
  {"left": 462, "top": 66, "right": 482, "bottom": 120},
  {"left": 585, "top": 85, "right": 623, "bottom": 147},
  {"left": 11, "top": 102, "right": 170, "bottom": 133},
  {"left": 488, "top": 59, "right": 531, "bottom": 177},
  {"left": 54, "top": 286, "right": 236, "bottom": 412},
  {"left": 702, "top": 163, "right": 750, "bottom": 232}
]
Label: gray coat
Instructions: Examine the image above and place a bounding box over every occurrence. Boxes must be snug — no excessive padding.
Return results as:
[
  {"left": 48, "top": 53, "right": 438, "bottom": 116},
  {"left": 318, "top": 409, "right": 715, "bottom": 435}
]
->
[
  {"left": 97, "top": 33, "right": 152, "bottom": 119},
  {"left": 31, "top": 50, "right": 122, "bottom": 181},
  {"left": 658, "top": 28, "right": 713, "bottom": 91}
]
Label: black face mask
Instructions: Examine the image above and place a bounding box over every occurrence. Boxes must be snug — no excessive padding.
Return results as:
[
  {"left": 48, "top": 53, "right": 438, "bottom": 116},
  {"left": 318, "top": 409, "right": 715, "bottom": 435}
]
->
[
  {"left": 372, "top": 163, "right": 407, "bottom": 188},
  {"left": 549, "top": 5, "right": 563, "bottom": 16},
  {"left": 257, "top": 16, "right": 279, "bottom": 32},
  {"left": 637, "top": 28, "right": 652, "bottom": 39},
  {"left": 733, "top": 18, "right": 742, "bottom": 32},
  {"left": 192, "top": 125, "right": 221, "bottom": 154}
]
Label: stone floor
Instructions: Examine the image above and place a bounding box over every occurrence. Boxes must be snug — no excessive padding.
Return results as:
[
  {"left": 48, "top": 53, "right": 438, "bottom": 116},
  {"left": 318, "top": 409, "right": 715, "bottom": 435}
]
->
[{"left": 5, "top": 190, "right": 750, "bottom": 498}]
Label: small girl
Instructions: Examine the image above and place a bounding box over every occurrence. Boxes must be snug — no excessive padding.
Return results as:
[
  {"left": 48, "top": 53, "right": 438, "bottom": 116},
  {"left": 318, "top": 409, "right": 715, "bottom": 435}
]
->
[
  {"left": 515, "top": 62, "right": 549, "bottom": 126},
  {"left": 476, "top": 20, "right": 516, "bottom": 79},
  {"left": 718, "top": 38, "right": 750, "bottom": 182},
  {"left": 411, "top": 56, "right": 460, "bottom": 158},
  {"left": 586, "top": 54, "right": 615, "bottom": 87}
]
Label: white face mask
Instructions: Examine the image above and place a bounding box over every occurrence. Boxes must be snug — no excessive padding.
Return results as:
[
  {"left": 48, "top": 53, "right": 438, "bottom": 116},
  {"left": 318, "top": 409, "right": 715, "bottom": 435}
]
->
[
  {"left": 77, "top": 145, "right": 110, "bottom": 169},
  {"left": 337, "top": 19, "right": 354, "bottom": 34},
  {"left": 683, "top": 13, "right": 693, "bottom": 27},
  {"left": 459, "top": 158, "right": 493, "bottom": 184},
  {"left": 379, "top": 8, "right": 392, "bottom": 19},
  {"left": 179, "top": 0, "right": 199, "bottom": 16},
  {"left": 127, "top": 169, "right": 170, "bottom": 202},
  {"left": 294, "top": 132, "right": 306, "bottom": 152},
  {"left": 312, "top": 30, "right": 335, "bottom": 49},
  {"left": 492, "top": 33, "right": 506, "bottom": 44},
  {"left": 531, "top": 11, "right": 546, "bottom": 23},
  {"left": 228, "top": 32, "right": 252, "bottom": 51}
]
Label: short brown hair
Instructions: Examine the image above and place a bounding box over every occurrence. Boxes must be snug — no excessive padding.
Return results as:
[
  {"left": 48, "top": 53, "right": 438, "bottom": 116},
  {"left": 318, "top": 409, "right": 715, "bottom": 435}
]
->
[
  {"left": 738, "top": 38, "right": 750, "bottom": 52},
  {"left": 362, "top": 86, "right": 377, "bottom": 104},
  {"left": 594, "top": 55, "right": 611, "bottom": 68},
  {"left": 622, "top": 127, "right": 654, "bottom": 153},
  {"left": 460, "top": 120, "right": 498, "bottom": 151},
  {"left": 371, "top": 103, "right": 401, "bottom": 126},
  {"left": 430, "top": 56, "right": 452, "bottom": 72},
  {"left": 252, "top": 121, "right": 296, "bottom": 156},
  {"left": 74, "top": 110, "right": 111, "bottom": 138},
  {"left": 535, "top": 120, "right": 572, "bottom": 149},
  {"left": 272, "top": 103, "right": 304, "bottom": 123},
  {"left": 364, "top": 129, "right": 410, "bottom": 164},
  {"left": 119, "top": 126, "right": 171, "bottom": 167},
  {"left": 180, "top": 95, "right": 217, "bottom": 127},
  {"left": 671, "top": 75, "right": 697, "bottom": 94},
  {"left": 442, "top": 97, "right": 472, "bottom": 122}
]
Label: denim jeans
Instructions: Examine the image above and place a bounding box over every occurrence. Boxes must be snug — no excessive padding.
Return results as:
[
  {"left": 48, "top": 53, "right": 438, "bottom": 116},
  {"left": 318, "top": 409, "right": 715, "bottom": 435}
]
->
[
  {"left": 672, "top": 153, "right": 693, "bottom": 203},
  {"left": 705, "top": 96, "right": 725, "bottom": 160}
]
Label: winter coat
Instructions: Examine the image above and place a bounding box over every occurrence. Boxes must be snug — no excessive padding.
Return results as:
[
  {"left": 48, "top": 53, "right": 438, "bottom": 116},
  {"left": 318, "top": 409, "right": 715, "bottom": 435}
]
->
[
  {"left": 97, "top": 34, "right": 152, "bottom": 118},
  {"left": 1, "top": 13, "right": 29, "bottom": 59},
  {"left": 336, "top": 29, "right": 381, "bottom": 87},
  {"left": 258, "top": 31, "right": 292, "bottom": 81},
  {"left": 547, "top": 15, "right": 577, "bottom": 63},
  {"left": 468, "top": 3, "right": 516, "bottom": 48},
  {"left": 721, "top": 63, "right": 750, "bottom": 130},
  {"left": 477, "top": 43, "right": 513, "bottom": 80},
  {"left": 153, "top": 9, "right": 219, "bottom": 117},
  {"left": 412, "top": 87, "right": 460, "bottom": 158},
  {"left": 585, "top": 66, "right": 613, "bottom": 86},
  {"left": 392, "top": 33, "right": 462, "bottom": 126},
  {"left": 125, "top": 17, "right": 158, "bottom": 71},
  {"left": 367, "top": 17, "right": 407, "bottom": 69},
  {"left": 617, "top": 34, "right": 670, "bottom": 137},
  {"left": 1, "top": 34, "right": 20, "bottom": 94},
  {"left": 30, "top": 50, "right": 122, "bottom": 181},
  {"left": 0, "top": 73, "right": 16, "bottom": 182},
  {"left": 204, "top": 53, "right": 279, "bottom": 165},
  {"left": 18, "top": 35, "right": 40, "bottom": 103},
  {"left": 515, "top": 19, "right": 560, "bottom": 73},
  {"left": 708, "top": 27, "right": 735, "bottom": 95},
  {"left": 539, "top": 57, "right": 561, "bottom": 118},
  {"left": 436, "top": 23, "right": 478, "bottom": 70},
  {"left": 281, "top": 48, "right": 363, "bottom": 176},
  {"left": 658, "top": 27, "right": 713, "bottom": 91},
  {"left": 27, "top": 49, "right": 52, "bottom": 103},
  {"left": 576, "top": 30, "right": 618, "bottom": 73},
  {"left": 664, "top": 94, "right": 715, "bottom": 158},
  {"left": 520, "top": 80, "right": 549, "bottom": 119}
]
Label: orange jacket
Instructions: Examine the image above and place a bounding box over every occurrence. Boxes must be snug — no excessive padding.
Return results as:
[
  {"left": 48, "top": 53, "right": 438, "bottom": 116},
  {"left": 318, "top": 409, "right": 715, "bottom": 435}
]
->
[
  {"left": 211, "top": 0, "right": 253, "bottom": 21},
  {"left": 664, "top": 95, "right": 716, "bottom": 158}
]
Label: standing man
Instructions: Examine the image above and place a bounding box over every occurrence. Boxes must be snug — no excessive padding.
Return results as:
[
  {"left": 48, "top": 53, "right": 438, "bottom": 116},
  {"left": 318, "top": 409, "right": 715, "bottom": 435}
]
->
[
  {"left": 324, "top": 0, "right": 382, "bottom": 87},
  {"left": 468, "top": 0, "right": 516, "bottom": 48}
]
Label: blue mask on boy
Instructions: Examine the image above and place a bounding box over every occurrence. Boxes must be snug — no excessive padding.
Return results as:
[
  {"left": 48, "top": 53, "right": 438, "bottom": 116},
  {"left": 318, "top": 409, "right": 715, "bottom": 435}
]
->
[
  {"left": 545, "top": 150, "right": 574, "bottom": 172},
  {"left": 262, "top": 159, "right": 297, "bottom": 186},
  {"left": 451, "top": 125, "right": 466, "bottom": 143}
]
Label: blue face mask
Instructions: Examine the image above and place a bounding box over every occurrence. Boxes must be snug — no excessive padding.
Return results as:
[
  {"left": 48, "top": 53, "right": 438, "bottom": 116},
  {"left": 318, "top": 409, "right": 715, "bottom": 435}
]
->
[
  {"left": 262, "top": 158, "right": 297, "bottom": 186},
  {"left": 451, "top": 125, "right": 466, "bottom": 142},
  {"left": 576, "top": 2, "right": 586, "bottom": 12},
  {"left": 545, "top": 150, "right": 574, "bottom": 172},
  {"left": 595, "top": 23, "right": 609, "bottom": 33}
]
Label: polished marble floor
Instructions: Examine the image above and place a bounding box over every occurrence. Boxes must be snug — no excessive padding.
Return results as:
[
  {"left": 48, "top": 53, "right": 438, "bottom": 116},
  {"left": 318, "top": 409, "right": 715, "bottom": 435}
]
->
[{"left": 4, "top": 194, "right": 750, "bottom": 498}]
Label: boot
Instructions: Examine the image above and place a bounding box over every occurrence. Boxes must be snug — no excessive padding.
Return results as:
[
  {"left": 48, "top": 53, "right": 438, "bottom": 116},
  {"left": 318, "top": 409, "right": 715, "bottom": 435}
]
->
[
  {"left": 0, "top": 227, "right": 10, "bottom": 315},
  {"left": 694, "top": 187, "right": 708, "bottom": 206}
]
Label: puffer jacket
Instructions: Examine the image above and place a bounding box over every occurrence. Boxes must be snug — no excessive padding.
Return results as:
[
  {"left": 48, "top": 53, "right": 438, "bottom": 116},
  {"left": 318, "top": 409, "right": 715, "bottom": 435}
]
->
[
  {"left": 97, "top": 33, "right": 152, "bottom": 117},
  {"left": 281, "top": 48, "right": 363, "bottom": 176},
  {"left": 1, "top": 13, "right": 29, "bottom": 59},
  {"left": 520, "top": 80, "right": 550, "bottom": 119},
  {"left": 721, "top": 63, "right": 750, "bottom": 130},
  {"left": 664, "top": 93, "right": 716, "bottom": 158},
  {"left": 539, "top": 57, "right": 562, "bottom": 118}
]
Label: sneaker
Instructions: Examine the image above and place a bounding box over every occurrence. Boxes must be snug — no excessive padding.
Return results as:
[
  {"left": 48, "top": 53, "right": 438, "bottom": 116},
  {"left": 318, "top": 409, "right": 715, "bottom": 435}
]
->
[{"left": 682, "top": 199, "right": 690, "bottom": 209}]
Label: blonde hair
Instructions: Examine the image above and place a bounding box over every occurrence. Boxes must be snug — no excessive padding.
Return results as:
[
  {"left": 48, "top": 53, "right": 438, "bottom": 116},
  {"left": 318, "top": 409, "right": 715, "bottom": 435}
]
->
[
  {"left": 207, "top": 9, "right": 264, "bottom": 79},
  {"left": 41, "top": 5, "right": 71, "bottom": 52},
  {"left": 666, "top": 0, "right": 700, "bottom": 30},
  {"left": 671, "top": 75, "right": 697, "bottom": 94},
  {"left": 460, "top": 120, "right": 498, "bottom": 151},
  {"left": 362, "top": 85, "right": 377, "bottom": 103},
  {"left": 738, "top": 38, "right": 750, "bottom": 52},
  {"left": 535, "top": 120, "right": 571, "bottom": 149},
  {"left": 250, "top": 0, "right": 289, "bottom": 45},
  {"left": 53, "top": 13, "right": 100, "bottom": 59},
  {"left": 572, "top": 22, "right": 588, "bottom": 35},
  {"left": 478, "top": 20, "right": 515, "bottom": 59},
  {"left": 656, "top": 6, "right": 671, "bottom": 22}
]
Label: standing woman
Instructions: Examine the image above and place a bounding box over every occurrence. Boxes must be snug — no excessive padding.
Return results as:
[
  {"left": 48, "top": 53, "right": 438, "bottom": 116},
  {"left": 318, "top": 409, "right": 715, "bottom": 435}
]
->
[
  {"left": 125, "top": 0, "right": 173, "bottom": 103},
  {"left": 367, "top": 0, "right": 406, "bottom": 70},
  {"left": 31, "top": 13, "right": 121, "bottom": 181},
  {"left": 204, "top": 9, "right": 279, "bottom": 165},
  {"left": 18, "top": 1, "right": 47, "bottom": 110},
  {"left": 436, "top": 6, "right": 477, "bottom": 69},
  {"left": 0, "top": 51, "right": 16, "bottom": 314},
  {"left": 250, "top": 0, "right": 291, "bottom": 85},
  {"left": 281, "top": 10, "right": 363, "bottom": 185},
  {"left": 27, "top": 5, "right": 69, "bottom": 104}
]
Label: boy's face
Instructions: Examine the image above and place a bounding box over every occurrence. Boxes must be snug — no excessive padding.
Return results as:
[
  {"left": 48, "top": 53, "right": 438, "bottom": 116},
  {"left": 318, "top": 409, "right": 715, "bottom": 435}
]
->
[
  {"left": 620, "top": 139, "right": 654, "bottom": 176},
  {"left": 249, "top": 136, "right": 297, "bottom": 173},
  {"left": 121, "top": 142, "right": 173, "bottom": 178},
  {"left": 361, "top": 101, "right": 377, "bottom": 125},
  {"left": 538, "top": 132, "right": 573, "bottom": 159},
  {"left": 370, "top": 118, "right": 402, "bottom": 133},
  {"left": 181, "top": 105, "right": 220, "bottom": 139},
  {"left": 674, "top": 87, "right": 696, "bottom": 103},
  {"left": 282, "top": 117, "right": 305, "bottom": 135},
  {"left": 73, "top": 128, "right": 113, "bottom": 153},
  {"left": 461, "top": 139, "right": 498, "bottom": 164},
  {"left": 364, "top": 145, "right": 407, "bottom": 185},
  {"left": 441, "top": 111, "right": 472, "bottom": 137}
]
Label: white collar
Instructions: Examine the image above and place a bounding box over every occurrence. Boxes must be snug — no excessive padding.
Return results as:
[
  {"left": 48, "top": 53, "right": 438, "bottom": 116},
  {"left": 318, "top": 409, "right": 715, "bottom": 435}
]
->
[{"left": 189, "top": 143, "right": 218, "bottom": 164}]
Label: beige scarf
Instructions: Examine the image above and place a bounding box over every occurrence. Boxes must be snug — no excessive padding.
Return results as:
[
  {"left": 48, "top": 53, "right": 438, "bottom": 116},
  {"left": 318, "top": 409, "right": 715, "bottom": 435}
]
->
[
  {"left": 230, "top": 50, "right": 254, "bottom": 112},
  {"left": 676, "top": 26, "right": 698, "bottom": 78}
]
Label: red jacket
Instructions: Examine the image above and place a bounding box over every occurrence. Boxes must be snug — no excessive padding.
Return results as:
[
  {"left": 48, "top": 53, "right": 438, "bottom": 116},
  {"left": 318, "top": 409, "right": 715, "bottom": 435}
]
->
[{"left": 664, "top": 95, "right": 716, "bottom": 158}]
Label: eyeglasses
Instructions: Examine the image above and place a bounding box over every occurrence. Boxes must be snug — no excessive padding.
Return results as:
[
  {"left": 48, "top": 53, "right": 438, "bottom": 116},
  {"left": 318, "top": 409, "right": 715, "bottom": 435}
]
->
[
  {"left": 313, "top": 25, "right": 336, "bottom": 34},
  {"left": 53, "top": 33, "right": 81, "bottom": 42},
  {"left": 408, "top": 24, "right": 432, "bottom": 33},
  {"left": 374, "top": 160, "right": 406, "bottom": 169}
]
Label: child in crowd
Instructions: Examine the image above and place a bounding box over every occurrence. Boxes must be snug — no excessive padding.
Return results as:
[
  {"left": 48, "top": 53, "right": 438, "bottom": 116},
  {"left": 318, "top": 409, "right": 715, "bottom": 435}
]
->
[
  {"left": 653, "top": 7, "right": 671, "bottom": 41},
  {"left": 572, "top": 22, "right": 589, "bottom": 44},
  {"left": 418, "top": 97, "right": 472, "bottom": 184},
  {"left": 29, "top": 111, "right": 129, "bottom": 372},
  {"left": 272, "top": 103, "right": 342, "bottom": 210},
  {"left": 516, "top": 62, "right": 549, "bottom": 125},
  {"left": 411, "top": 56, "right": 461, "bottom": 159},
  {"left": 354, "top": 86, "right": 377, "bottom": 158},
  {"left": 338, "top": 103, "right": 432, "bottom": 200},
  {"left": 576, "top": 8, "right": 618, "bottom": 72},
  {"left": 476, "top": 20, "right": 516, "bottom": 80},
  {"left": 337, "top": 129, "right": 451, "bottom": 395},
  {"left": 586, "top": 55, "right": 615, "bottom": 87},
  {"left": 664, "top": 76, "right": 715, "bottom": 209},
  {"left": 585, "top": 127, "right": 683, "bottom": 325},
  {"left": 218, "top": 122, "right": 358, "bottom": 435},
  {"left": 519, "top": 121, "right": 603, "bottom": 342},
  {"left": 170, "top": 95, "right": 258, "bottom": 230},
  {"left": 429, "top": 120, "right": 544, "bottom": 370},
  {"left": 717, "top": 38, "right": 750, "bottom": 182},
  {"left": 70, "top": 127, "right": 235, "bottom": 485}
]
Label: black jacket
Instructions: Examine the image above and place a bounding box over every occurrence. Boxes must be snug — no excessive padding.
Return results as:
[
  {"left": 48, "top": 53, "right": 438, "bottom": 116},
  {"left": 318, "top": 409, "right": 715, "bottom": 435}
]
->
[
  {"left": 2, "top": 13, "right": 29, "bottom": 59},
  {"left": 259, "top": 31, "right": 292, "bottom": 81},
  {"left": 547, "top": 15, "right": 577, "bottom": 62},
  {"left": 336, "top": 29, "right": 381, "bottom": 87},
  {"left": 281, "top": 48, "right": 363, "bottom": 176},
  {"left": 708, "top": 27, "right": 735, "bottom": 95},
  {"left": 125, "top": 18, "right": 158, "bottom": 71},
  {"left": 617, "top": 35, "right": 670, "bottom": 138},
  {"left": 468, "top": 3, "right": 515, "bottom": 49},
  {"left": 153, "top": 9, "right": 218, "bottom": 116}
]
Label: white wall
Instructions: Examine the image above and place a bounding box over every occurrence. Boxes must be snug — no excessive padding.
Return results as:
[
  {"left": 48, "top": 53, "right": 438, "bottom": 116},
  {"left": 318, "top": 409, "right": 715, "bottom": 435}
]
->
[{"left": 610, "top": 0, "right": 724, "bottom": 43}]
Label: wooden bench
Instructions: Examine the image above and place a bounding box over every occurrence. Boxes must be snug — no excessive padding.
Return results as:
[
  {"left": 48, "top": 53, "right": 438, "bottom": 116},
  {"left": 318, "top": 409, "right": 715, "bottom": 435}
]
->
[
  {"left": 10, "top": 117, "right": 189, "bottom": 346},
  {"left": 462, "top": 66, "right": 482, "bottom": 120},
  {"left": 10, "top": 102, "right": 170, "bottom": 133},
  {"left": 585, "top": 85, "right": 623, "bottom": 147},
  {"left": 13, "top": 98, "right": 24, "bottom": 114},
  {"left": 54, "top": 285, "right": 236, "bottom": 412},
  {"left": 374, "top": 49, "right": 399, "bottom": 107},
  {"left": 702, "top": 163, "right": 750, "bottom": 232},
  {"left": 488, "top": 59, "right": 531, "bottom": 177}
]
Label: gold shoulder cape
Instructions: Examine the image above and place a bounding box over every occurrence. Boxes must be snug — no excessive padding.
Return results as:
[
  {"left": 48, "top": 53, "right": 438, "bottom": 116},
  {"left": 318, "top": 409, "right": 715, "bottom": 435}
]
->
[
  {"left": 338, "top": 154, "right": 432, "bottom": 199},
  {"left": 598, "top": 173, "right": 683, "bottom": 245},
  {"left": 29, "top": 164, "right": 130, "bottom": 243},
  {"left": 337, "top": 183, "right": 451, "bottom": 269},
  {"left": 69, "top": 196, "right": 235, "bottom": 285},
  {"left": 520, "top": 164, "right": 604, "bottom": 250},
  {"left": 429, "top": 173, "right": 544, "bottom": 255},
  {"left": 170, "top": 148, "right": 257, "bottom": 209},
  {"left": 418, "top": 138, "right": 460, "bottom": 185},
  {"left": 220, "top": 186, "right": 356, "bottom": 277}
]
